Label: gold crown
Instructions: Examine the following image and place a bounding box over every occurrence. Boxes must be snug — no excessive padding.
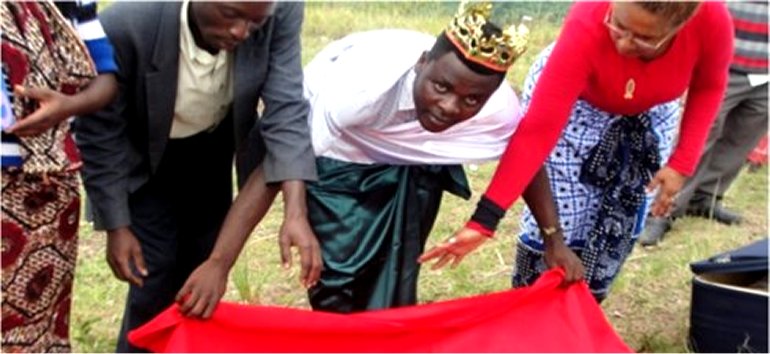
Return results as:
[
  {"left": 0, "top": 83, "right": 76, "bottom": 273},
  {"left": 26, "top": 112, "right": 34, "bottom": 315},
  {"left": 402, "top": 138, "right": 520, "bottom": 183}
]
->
[{"left": 445, "top": 1, "right": 529, "bottom": 73}]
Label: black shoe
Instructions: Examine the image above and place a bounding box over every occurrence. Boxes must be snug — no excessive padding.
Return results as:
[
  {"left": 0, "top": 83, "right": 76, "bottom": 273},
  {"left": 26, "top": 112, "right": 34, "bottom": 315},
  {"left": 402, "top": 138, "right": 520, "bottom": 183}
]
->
[
  {"left": 638, "top": 216, "right": 672, "bottom": 246},
  {"left": 747, "top": 163, "right": 763, "bottom": 173},
  {"left": 686, "top": 203, "right": 743, "bottom": 225}
]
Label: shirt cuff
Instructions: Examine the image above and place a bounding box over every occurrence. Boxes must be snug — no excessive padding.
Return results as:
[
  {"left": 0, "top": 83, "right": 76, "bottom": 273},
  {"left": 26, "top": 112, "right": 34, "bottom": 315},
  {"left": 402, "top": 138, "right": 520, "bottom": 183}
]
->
[
  {"left": 465, "top": 220, "right": 495, "bottom": 238},
  {"left": 468, "top": 195, "right": 506, "bottom": 237}
]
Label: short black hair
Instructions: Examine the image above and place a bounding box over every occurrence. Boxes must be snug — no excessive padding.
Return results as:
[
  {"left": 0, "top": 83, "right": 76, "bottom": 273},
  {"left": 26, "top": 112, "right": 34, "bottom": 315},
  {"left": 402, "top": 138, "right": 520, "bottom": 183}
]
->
[{"left": 427, "top": 22, "right": 507, "bottom": 82}]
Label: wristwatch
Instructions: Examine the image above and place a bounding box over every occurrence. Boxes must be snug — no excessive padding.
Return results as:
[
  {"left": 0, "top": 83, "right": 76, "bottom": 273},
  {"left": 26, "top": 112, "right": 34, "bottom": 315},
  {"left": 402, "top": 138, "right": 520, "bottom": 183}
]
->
[{"left": 540, "top": 225, "right": 563, "bottom": 237}]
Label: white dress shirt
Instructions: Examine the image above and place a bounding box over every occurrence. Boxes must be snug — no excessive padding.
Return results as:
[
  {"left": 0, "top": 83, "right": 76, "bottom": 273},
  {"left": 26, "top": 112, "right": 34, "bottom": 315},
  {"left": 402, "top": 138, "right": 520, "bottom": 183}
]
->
[{"left": 304, "top": 29, "right": 523, "bottom": 165}]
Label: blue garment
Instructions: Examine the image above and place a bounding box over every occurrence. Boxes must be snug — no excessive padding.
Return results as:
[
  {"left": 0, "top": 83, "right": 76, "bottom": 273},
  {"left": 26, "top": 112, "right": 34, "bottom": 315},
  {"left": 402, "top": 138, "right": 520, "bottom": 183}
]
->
[
  {"left": 577, "top": 113, "right": 660, "bottom": 292},
  {"left": 56, "top": 0, "right": 117, "bottom": 74},
  {"left": 1, "top": 70, "right": 21, "bottom": 168},
  {"left": 512, "top": 43, "right": 679, "bottom": 298}
]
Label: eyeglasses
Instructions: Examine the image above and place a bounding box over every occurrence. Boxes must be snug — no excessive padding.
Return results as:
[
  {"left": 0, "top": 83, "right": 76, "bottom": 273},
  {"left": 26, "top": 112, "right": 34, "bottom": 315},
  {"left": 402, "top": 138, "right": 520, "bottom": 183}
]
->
[{"left": 603, "top": 6, "right": 677, "bottom": 53}]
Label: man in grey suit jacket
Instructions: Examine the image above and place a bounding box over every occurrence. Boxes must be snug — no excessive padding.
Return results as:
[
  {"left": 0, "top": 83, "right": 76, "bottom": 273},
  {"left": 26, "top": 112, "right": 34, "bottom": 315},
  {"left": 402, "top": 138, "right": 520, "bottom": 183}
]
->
[{"left": 75, "top": 2, "right": 321, "bottom": 351}]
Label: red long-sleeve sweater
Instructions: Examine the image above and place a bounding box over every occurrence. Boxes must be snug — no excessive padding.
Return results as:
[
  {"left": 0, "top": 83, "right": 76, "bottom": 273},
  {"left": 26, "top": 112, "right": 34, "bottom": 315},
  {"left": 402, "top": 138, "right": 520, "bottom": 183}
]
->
[{"left": 472, "top": 2, "right": 733, "bottom": 234}]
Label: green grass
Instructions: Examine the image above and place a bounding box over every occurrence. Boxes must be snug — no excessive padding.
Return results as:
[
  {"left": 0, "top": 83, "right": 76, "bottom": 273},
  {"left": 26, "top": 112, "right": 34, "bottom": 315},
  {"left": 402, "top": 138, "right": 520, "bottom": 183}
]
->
[
  {"left": 72, "top": 164, "right": 767, "bottom": 353},
  {"left": 71, "top": 3, "right": 768, "bottom": 352},
  {"left": 302, "top": 2, "right": 562, "bottom": 87}
]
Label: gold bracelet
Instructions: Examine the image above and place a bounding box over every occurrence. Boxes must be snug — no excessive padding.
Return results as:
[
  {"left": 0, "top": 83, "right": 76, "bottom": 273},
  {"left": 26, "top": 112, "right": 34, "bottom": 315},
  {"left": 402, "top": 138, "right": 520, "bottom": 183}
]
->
[{"left": 540, "top": 225, "right": 563, "bottom": 237}]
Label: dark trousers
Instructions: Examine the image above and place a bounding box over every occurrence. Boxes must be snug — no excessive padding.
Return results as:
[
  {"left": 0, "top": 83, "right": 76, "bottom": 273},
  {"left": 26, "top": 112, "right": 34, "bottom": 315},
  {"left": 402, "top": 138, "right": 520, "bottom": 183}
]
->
[
  {"left": 116, "top": 121, "right": 234, "bottom": 352},
  {"left": 672, "top": 72, "right": 768, "bottom": 215}
]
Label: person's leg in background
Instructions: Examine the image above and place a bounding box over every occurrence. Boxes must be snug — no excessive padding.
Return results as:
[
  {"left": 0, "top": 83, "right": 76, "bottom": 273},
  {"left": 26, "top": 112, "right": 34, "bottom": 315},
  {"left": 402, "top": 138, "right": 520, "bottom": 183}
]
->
[
  {"left": 685, "top": 79, "right": 768, "bottom": 221},
  {"left": 640, "top": 73, "right": 768, "bottom": 246},
  {"left": 746, "top": 135, "right": 768, "bottom": 172}
]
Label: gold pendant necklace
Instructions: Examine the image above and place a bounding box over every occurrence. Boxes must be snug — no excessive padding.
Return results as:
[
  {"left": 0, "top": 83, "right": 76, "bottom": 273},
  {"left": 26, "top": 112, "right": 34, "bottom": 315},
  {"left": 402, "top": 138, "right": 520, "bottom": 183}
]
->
[{"left": 624, "top": 78, "right": 635, "bottom": 100}]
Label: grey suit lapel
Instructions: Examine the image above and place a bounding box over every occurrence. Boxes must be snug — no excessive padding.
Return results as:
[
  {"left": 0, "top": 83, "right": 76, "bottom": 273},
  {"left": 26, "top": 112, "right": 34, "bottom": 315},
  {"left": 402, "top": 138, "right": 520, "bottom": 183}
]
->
[{"left": 146, "top": 2, "right": 181, "bottom": 173}]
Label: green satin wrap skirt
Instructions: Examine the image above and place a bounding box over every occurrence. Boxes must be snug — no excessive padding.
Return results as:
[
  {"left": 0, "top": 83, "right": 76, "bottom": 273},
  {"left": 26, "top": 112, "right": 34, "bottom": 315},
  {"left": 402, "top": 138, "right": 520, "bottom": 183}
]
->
[{"left": 306, "top": 157, "right": 470, "bottom": 313}]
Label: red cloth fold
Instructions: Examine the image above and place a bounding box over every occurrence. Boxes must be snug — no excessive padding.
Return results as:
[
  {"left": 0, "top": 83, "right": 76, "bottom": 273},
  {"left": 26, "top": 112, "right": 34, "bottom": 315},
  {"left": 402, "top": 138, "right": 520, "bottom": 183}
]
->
[
  {"left": 748, "top": 136, "right": 768, "bottom": 165},
  {"left": 128, "top": 269, "right": 632, "bottom": 353}
]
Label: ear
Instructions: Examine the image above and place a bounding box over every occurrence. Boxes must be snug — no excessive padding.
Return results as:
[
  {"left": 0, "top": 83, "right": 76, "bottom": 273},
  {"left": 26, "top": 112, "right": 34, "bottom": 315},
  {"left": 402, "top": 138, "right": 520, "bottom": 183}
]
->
[{"left": 414, "top": 51, "right": 429, "bottom": 74}]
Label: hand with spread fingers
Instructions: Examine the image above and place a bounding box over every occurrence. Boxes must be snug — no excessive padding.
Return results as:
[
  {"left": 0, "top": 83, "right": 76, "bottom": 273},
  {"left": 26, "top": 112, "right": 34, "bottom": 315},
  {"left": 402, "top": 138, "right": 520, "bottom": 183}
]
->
[
  {"left": 647, "top": 166, "right": 686, "bottom": 217},
  {"left": 7, "top": 74, "right": 117, "bottom": 136},
  {"left": 418, "top": 227, "right": 488, "bottom": 270},
  {"left": 7, "top": 86, "right": 75, "bottom": 136}
]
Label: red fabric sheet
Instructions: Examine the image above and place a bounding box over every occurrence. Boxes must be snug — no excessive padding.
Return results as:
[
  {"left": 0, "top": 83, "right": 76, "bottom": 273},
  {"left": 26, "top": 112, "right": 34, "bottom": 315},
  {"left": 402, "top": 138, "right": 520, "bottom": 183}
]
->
[
  {"left": 748, "top": 136, "right": 768, "bottom": 165},
  {"left": 128, "top": 270, "right": 632, "bottom": 353}
]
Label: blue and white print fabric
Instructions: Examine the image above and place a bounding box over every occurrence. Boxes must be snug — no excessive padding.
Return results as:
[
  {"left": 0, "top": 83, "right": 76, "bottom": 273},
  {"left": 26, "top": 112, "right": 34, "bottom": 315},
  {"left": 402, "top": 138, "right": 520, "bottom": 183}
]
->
[{"left": 511, "top": 43, "right": 680, "bottom": 297}]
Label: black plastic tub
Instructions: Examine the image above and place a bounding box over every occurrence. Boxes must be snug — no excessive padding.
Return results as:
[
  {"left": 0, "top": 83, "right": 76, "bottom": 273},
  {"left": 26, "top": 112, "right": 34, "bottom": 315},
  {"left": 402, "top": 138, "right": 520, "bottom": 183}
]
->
[{"left": 688, "top": 238, "right": 768, "bottom": 353}]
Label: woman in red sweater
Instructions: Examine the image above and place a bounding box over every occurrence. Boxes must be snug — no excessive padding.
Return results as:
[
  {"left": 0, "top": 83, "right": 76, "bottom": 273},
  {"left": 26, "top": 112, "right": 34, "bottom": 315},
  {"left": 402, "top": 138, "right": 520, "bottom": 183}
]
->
[{"left": 420, "top": 1, "right": 733, "bottom": 301}]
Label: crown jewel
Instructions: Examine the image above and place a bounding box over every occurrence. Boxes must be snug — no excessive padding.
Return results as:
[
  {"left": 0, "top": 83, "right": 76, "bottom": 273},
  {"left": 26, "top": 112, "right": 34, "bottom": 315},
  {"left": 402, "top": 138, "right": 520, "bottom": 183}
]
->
[{"left": 446, "top": 1, "right": 529, "bottom": 73}]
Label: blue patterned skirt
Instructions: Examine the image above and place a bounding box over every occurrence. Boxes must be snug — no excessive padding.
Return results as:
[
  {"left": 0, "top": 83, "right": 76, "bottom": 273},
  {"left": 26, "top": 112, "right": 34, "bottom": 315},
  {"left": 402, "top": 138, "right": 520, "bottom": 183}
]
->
[{"left": 513, "top": 44, "right": 680, "bottom": 299}]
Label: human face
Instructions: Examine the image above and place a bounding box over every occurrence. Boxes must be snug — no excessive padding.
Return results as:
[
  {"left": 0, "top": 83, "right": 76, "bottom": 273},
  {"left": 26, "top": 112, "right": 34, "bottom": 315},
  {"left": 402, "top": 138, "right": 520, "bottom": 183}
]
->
[
  {"left": 189, "top": 2, "right": 276, "bottom": 53},
  {"left": 605, "top": 2, "right": 679, "bottom": 59},
  {"left": 412, "top": 52, "right": 502, "bottom": 133}
]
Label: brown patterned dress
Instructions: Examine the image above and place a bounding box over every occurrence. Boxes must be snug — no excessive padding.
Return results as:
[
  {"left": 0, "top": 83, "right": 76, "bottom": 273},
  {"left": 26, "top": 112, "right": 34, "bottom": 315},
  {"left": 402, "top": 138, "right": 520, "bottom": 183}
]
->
[{"left": 1, "top": 2, "right": 96, "bottom": 352}]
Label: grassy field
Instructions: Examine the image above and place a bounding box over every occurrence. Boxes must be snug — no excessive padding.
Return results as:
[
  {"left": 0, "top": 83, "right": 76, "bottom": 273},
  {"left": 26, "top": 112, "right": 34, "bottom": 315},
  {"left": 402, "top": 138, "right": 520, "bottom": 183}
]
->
[{"left": 70, "top": 2, "right": 768, "bottom": 352}]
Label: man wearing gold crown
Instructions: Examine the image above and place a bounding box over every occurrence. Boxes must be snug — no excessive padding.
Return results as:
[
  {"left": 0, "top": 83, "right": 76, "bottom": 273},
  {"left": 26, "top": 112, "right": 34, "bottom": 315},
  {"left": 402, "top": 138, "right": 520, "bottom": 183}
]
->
[
  {"left": 173, "top": 1, "right": 584, "bottom": 317},
  {"left": 300, "top": 2, "right": 588, "bottom": 313}
]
